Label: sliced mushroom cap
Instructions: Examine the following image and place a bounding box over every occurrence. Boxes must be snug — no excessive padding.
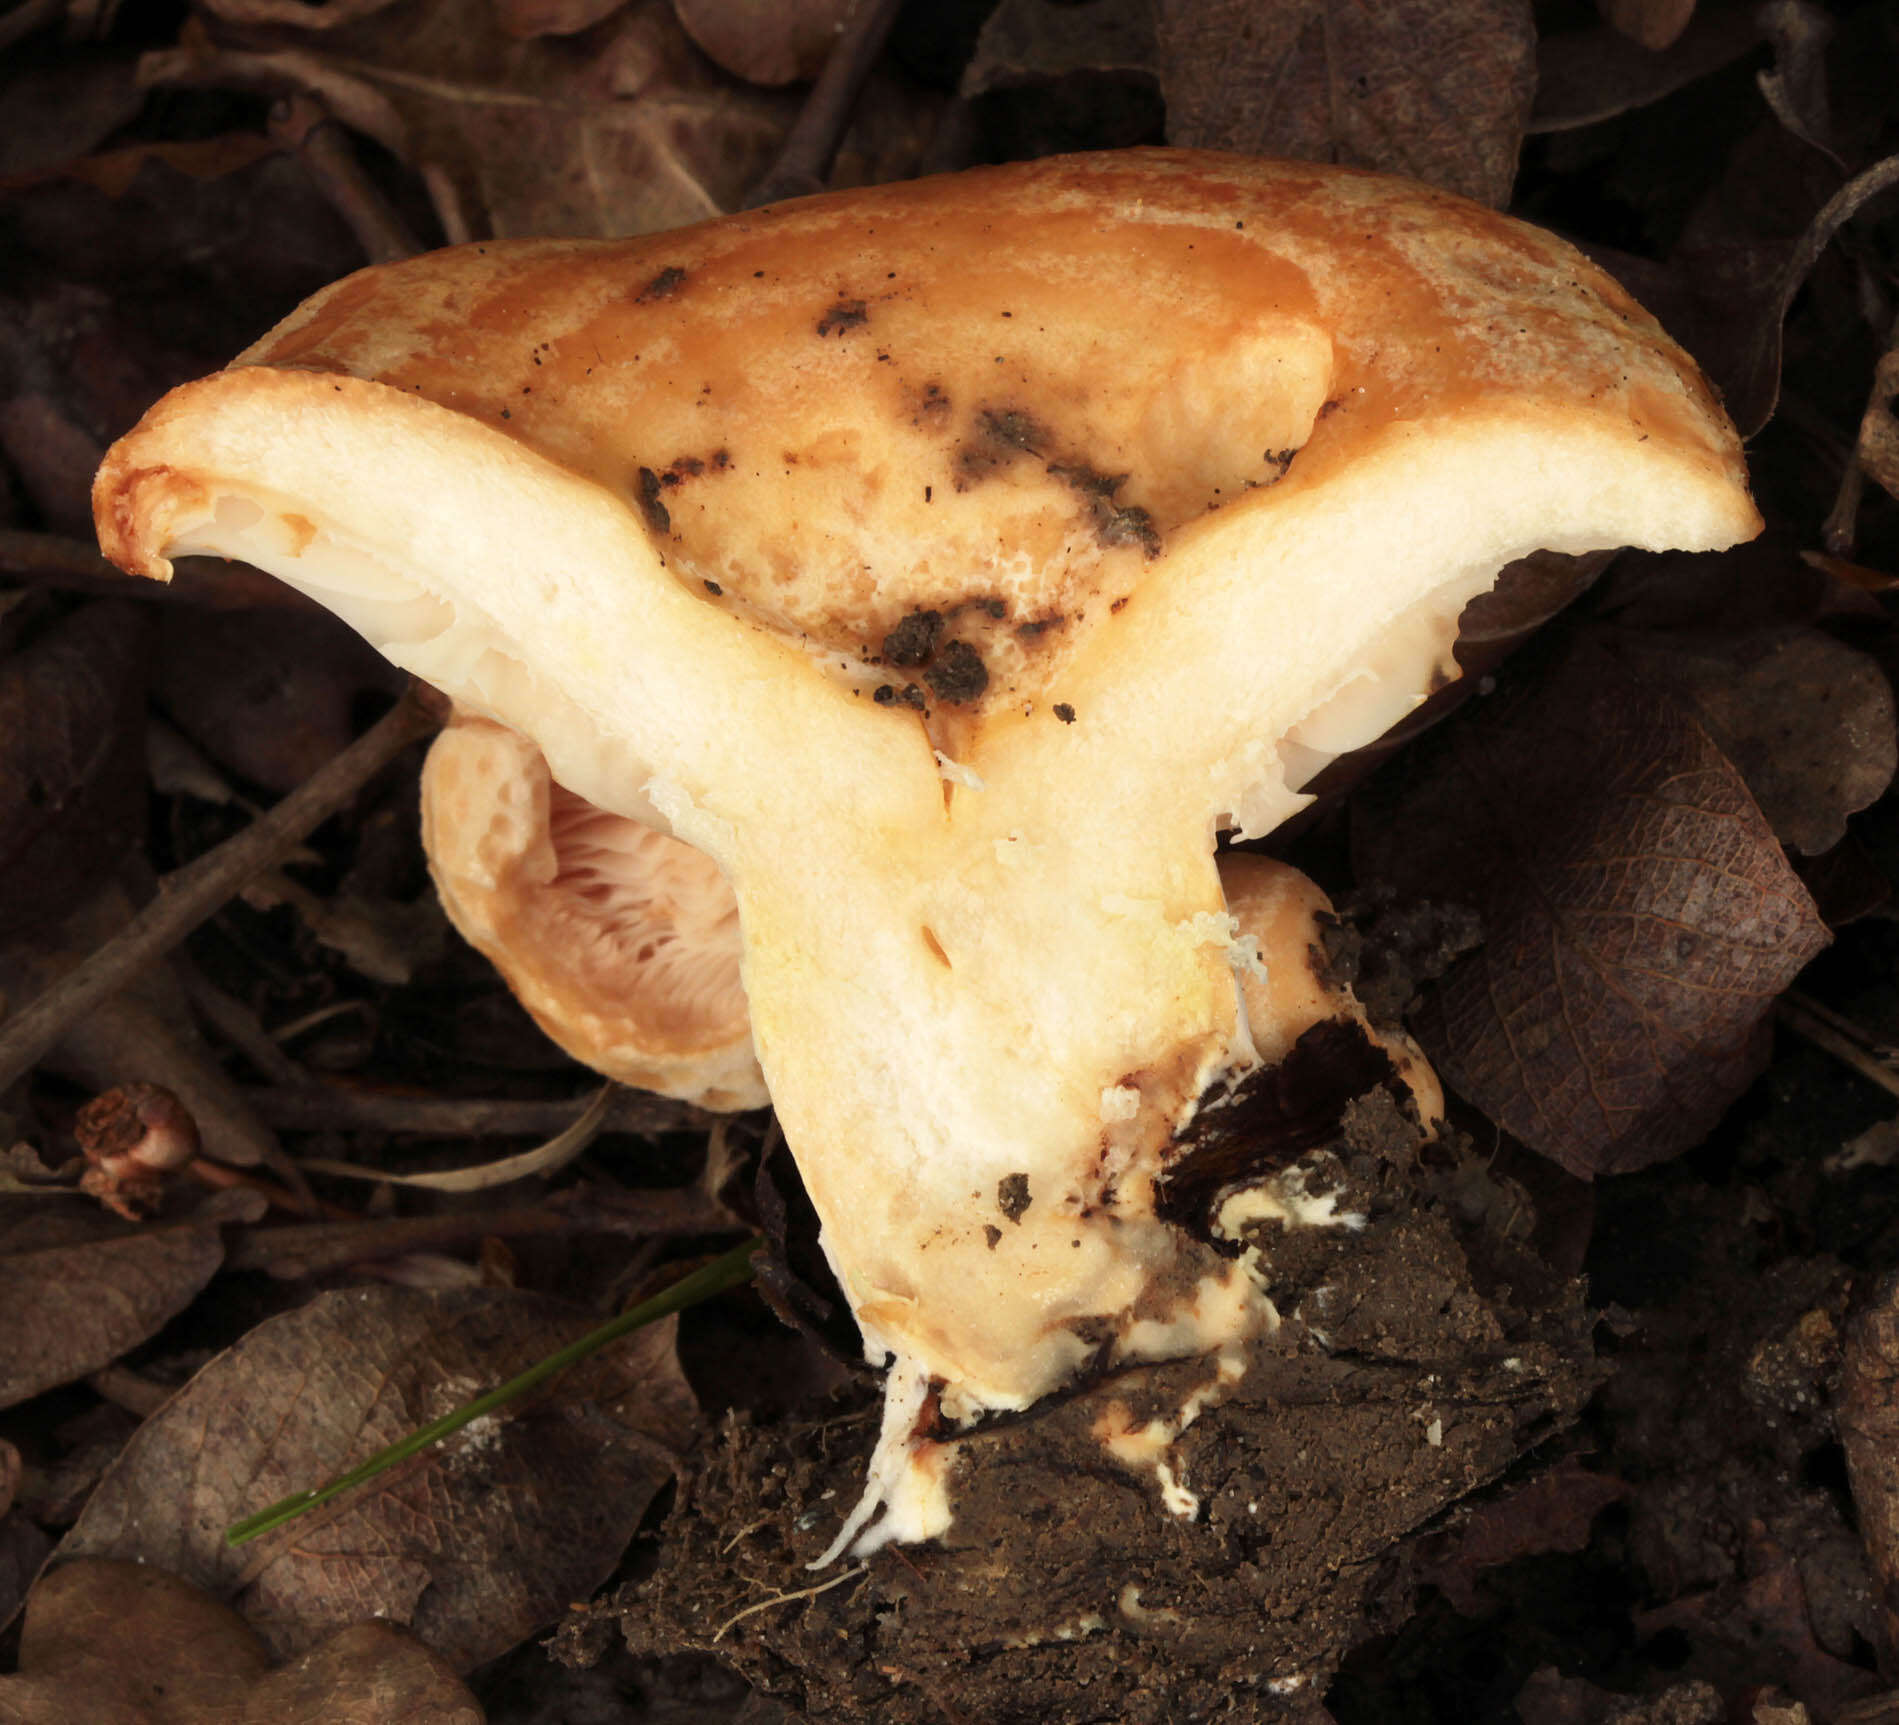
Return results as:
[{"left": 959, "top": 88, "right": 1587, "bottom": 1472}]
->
[
  {"left": 421, "top": 712, "right": 764, "bottom": 1111},
  {"left": 95, "top": 151, "right": 1761, "bottom": 1531}
]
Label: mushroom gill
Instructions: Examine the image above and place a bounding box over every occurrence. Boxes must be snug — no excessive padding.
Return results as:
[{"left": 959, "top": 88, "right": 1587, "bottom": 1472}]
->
[{"left": 421, "top": 713, "right": 764, "bottom": 1112}]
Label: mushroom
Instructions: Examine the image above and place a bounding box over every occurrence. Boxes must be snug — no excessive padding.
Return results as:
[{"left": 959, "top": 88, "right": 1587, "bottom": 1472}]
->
[
  {"left": 421, "top": 711, "right": 764, "bottom": 1111},
  {"left": 93, "top": 149, "right": 1760, "bottom": 1554}
]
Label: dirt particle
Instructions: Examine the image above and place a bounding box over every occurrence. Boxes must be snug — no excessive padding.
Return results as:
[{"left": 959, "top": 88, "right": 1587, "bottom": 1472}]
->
[
  {"left": 703, "top": 580, "right": 722, "bottom": 596},
  {"left": 882, "top": 609, "right": 945, "bottom": 669},
  {"left": 873, "top": 683, "right": 927, "bottom": 710},
  {"left": 660, "top": 455, "right": 706, "bottom": 487},
  {"left": 635, "top": 266, "right": 687, "bottom": 303},
  {"left": 1049, "top": 461, "right": 1161, "bottom": 559},
  {"left": 1054, "top": 702, "right": 1077, "bottom": 723},
  {"left": 954, "top": 406, "right": 1049, "bottom": 485},
  {"left": 635, "top": 467, "right": 671, "bottom": 536},
  {"left": 998, "top": 1173, "right": 1032, "bottom": 1223},
  {"left": 925, "top": 640, "right": 989, "bottom": 704},
  {"left": 817, "top": 297, "right": 869, "bottom": 336},
  {"left": 912, "top": 382, "right": 953, "bottom": 430}
]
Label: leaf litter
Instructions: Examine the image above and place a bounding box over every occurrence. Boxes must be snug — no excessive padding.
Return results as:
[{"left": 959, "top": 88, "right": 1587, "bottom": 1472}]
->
[
  {"left": 58, "top": 1283, "right": 696, "bottom": 1671},
  {"left": 5, "top": 0, "right": 1899, "bottom": 1719}
]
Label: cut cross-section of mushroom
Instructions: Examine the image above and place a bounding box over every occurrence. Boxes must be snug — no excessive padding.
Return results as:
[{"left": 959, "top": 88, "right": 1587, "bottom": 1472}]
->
[
  {"left": 421, "top": 712, "right": 764, "bottom": 1111},
  {"left": 95, "top": 149, "right": 1761, "bottom": 1554}
]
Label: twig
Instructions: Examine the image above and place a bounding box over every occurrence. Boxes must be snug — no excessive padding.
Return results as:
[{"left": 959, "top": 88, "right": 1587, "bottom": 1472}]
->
[
  {"left": 712, "top": 1564, "right": 869, "bottom": 1642},
  {"left": 270, "top": 94, "right": 423, "bottom": 265},
  {"left": 180, "top": 967, "right": 310, "bottom": 1088},
  {"left": 0, "top": 530, "right": 304, "bottom": 609},
  {"left": 0, "top": 686, "right": 441, "bottom": 1095},
  {"left": 296, "top": 1083, "right": 615, "bottom": 1190},
  {"left": 244, "top": 1083, "right": 699, "bottom": 1138},
  {"left": 1778, "top": 992, "right": 1899, "bottom": 1101},
  {"left": 742, "top": 0, "right": 906, "bottom": 208},
  {"left": 223, "top": 1206, "right": 580, "bottom": 1278},
  {"left": 187, "top": 1156, "right": 346, "bottom": 1219},
  {"left": 87, "top": 1364, "right": 175, "bottom": 1419}
]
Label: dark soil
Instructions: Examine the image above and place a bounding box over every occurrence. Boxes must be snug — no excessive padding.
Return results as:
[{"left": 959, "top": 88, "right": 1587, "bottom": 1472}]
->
[{"left": 578, "top": 1103, "right": 1602, "bottom": 1723}]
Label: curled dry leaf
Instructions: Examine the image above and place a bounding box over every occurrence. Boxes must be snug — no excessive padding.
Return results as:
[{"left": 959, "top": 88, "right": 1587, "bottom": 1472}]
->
[
  {"left": 1531, "top": 1, "right": 1762, "bottom": 134},
  {"left": 0, "top": 1189, "right": 264, "bottom": 1411},
  {"left": 144, "top": 0, "right": 794, "bottom": 241},
  {"left": 1700, "top": 152, "right": 1899, "bottom": 439},
  {"left": 0, "top": 601, "right": 148, "bottom": 944},
  {"left": 672, "top": 0, "right": 856, "bottom": 85},
  {"left": 1156, "top": 0, "right": 1536, "bottom": 208},
  {"left": 494, "top": 0, "right": 627, "bottom": 36},
  {"left": 1615, "top": 626, "right": 1898, "bottom": 857},
  {"left": 60, "top": 1283, "right": 698, "bottom": 1671},
  {"left": 1756, "top": 0, "right": 1840, "bottom": 165},
  {"left": 0, "top": 1557, "right": 481, "bottom": 1725},
  {"left": 1352, "top": 636, "right": 1830, "bottom": 1180},
  {"left": 1596, "top": 0, "right": 1696, "bottom": 53}
]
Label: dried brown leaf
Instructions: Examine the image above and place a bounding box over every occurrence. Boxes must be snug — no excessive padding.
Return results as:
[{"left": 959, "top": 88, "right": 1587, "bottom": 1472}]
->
[
  {"left": 672, "top": 0, "right": 856, "bottom": 85},
  {"left": 145, "top": 0, "right": 793, "bottom": 240},
  {"left": 0, "top": 603, "right": 147, "bottom": 943},
  {"left": 196, "top": 0, "right": 411, "bottom": 28},
  {"left": 1352, "top": 636, "right": 1830, "bottom": 1179},
  {"left": 1617, "top": 623, "right": 1899, "bottom": 858},
  {"left": 496, "top": 0, "right": 627, "bottom": 36},
  {"left": 0, "top": 1557, "right": 481, "bottom": 1724},
  {"left": 60, "top": 1284, "right": 698, "bottom": 1670},
  {"left": 1416, "top": 1455, "right": 1630, "bottom": 1613},
  {"left": 1531, "top": 1, "right": 1761, "bottom": 134},
  {"left": 1596, "top": 0, "right": 1695, "bottom": 53},
  {"left": 1615, "top": 626, "right": 1898, "bottom": 858},
  {"left": 0, "top": 1512, "right": 52, "bottom": 1634},
  {"left": 0, "top": 1190, "right": 262, "bottom": 1411},
  {"left": 1156, "top": 0, "right": 1535, "bottom": 208},
  {"left": 1855, "top": 345, "right": 1899, "bottom": 508},
  {"left": 1756, "top": 0, "right": 1840, "bottom": 164},
  {"left": 0, "top": 53, "right": 142, "bottom": 183},
  {"left": 2, "top": 134, "right": 285, "bottom": 200},
  {"left": 1697, "top": 152, "right": 1899, "bottom": 438}
]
